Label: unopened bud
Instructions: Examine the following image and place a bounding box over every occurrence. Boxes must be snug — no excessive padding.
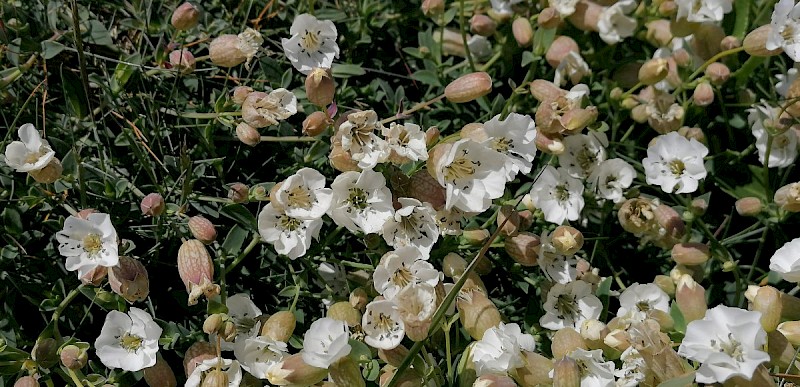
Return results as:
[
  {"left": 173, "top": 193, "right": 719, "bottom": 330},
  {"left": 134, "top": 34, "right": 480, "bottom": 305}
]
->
[
  {"left": 504, "top": 232, "right": 541, "bottom": 267},
  {"left": 141, "top": 193, "right": 166, "bottom": 216},
  {"left": 736, "top": 197, "right": 763, "bottom": 217},
  {"left": 188, "top": 216, "right": 217, "bottom": 244},
  {"left": 109, "top": 255, "right": 150, "bottom": 302},
  {"left": 231, "top": 86, "right": 253, "bottom": 105},
  {"left": 672, "top": 48, "right": 692, "bottom": 68},
  {"left": 470, "top": 14, "right": 497, "bottom": 36},
  {"left": 203, "top": 314, "right": 225, "bottom": 335},
  {"left": 461, "top": 228, "right": 490, "bottom": 245},
  {"left": 267, "top": 354, "right": 327, "bottom": 386},
  {"left": 209, "top": 35, "right": 247, "bottom": 68},
  {"left": 29, "top": 158, "right": 62, "bottom": 183},
  {"left": 183, "top": 342, "right": 215, "bottom": 376},
  {"left": 552, "top": 356, "right": 581, "bottom": 387},
  {"left": 775, "top": 182, "right": 800, "bottom": 212},
  {"left": 476, "top": 374, "right": 517, "bottom": 386},
  {"left": 514, "top": 351, "right": 554, "bottom": 386},
  {"left": 350, "top": 287, "right": 368, "bottom": 310},
  {"left": 171, "top": 2, "right": 200, "bottom": 30},
  {"left": 442, "top": 253, "right": 468, "bottom": 278},
  {"left": 777, "top": 321, "right": 800, "bottom": 346},
  {"left": 535, "top": 131, "right": 565, "bottom": 154},
  {"left": 676, "top": 275, "right": 706, "bottom": 323},
  {"left": 425, "top": 126, "right": 440, "bottom": 147},
  {"left": 654, "top": 275, "right": 675, "bottom": 296},
  {"left": 630, "top": 104, "right": 649, "bottom": 123},
  {"left": 227, "top": 183, "right": 249, "bottom": 203},
  {"left": 445, "top": 72, "right": 492, "bottom": 103},
  {"left": 496, "top": 205, "right": 521, "bottom": 236},
  {"left": 169, "top": 49, "right": 195, "bottom": 74},
  {"left": 33, "top": 337, "right": 59, "bottom": 368},
  {"left": 567, "top": 0, "right": 602, "bottom": 32},
  {"left": 720, "top": 35, "right": 741, "bottom": 51},
  {"left": 458, "top": 290, "right": 501, "bottom": 340},
  {"left": 743, "top": 25, "right": 784, "bottom": 57},
  {"left": 692, "top": 82, "right": 714, "bottom": 107},
  {"left": 638, "top": 58, "right": 669, "bottom": 85},
  {"left": 671, "top": 243, "right": 710, "bottom": 266},
  {"left": 512, "top": 18, "right": 533, "bottom": 47},
  {"left": 551, "top": 328, "right": 587, "bottom": 359},
  {"left": 546, "top": 36, "right": 579, "bottom": 68},
  {"left": 261, "top": 310, "right": 297, "bottom": 342},
  {"left": 705, "top": 62, "right": 730, "bottom": 85},
  {"left": 645, "top": 20, "right": 673, "bottom": 47},
  {"left": 60, "top": 345, "right": 88, "bottom": 370},
  {"left": 767, "top": 330, "right": 796, "bottom": 369},
  {"left": 538, "top": 7, "right": 561, "bottom": 29},
  {"left": 552, "top": 225, "right": 583, "bottom": 256},
  {"left": 14, "top": 376, "right": 38, "bottom": 387},
  {"left": 658, "top": 0, "right": 677, "bottom": 16},
  {"left": 177, "top": 239, "right": 220, "bottom": 306},
  {"left": 201, "top": 369, "right": 229, "bottom": 387},
  {"left": 306, "top": 68, "right": 335, "bottom": 107},
  {"left": 752, "top": 286, "right": 782, "bottom": 332},
  {"left": 421, "top": 0, "right": 445, "bottom": 17},
  {"left": 236, "top": 122, "right": 261, "bottom": 146},
  {"left": 328, "top": 301, "right": 361, "bottom": 327},
  {"left": 144, "top": 354, "right": 177, "bottom": 387},
  {"left": 302, "top": 111, "right": 331, "bottom": 137}
]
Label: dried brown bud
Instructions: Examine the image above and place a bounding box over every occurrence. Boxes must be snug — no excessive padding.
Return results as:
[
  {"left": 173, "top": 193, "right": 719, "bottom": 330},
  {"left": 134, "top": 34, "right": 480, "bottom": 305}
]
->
[
  {"left": 188, "top": 216, "right": 217, "bottom": 244},
  {"left": 496, "top": 205, "right": 521, "bottom": 236},
  {"left": 306, "top": 68, "right": 335, "bottom": 107},
  {"left": 425, "top": 126, "right": 440, "bottom": 146},
  {"left": 350, "top": 287, "right": 368, "bottom": 310},
  {"left": 169, "top": 49, "right": 196, "bottom": 74},
  {"left": 144, "top": 354, "right": 177, "bottom": 387},
  {"left": 408, "top": 169, "right": 447, "bottom": 210},
  {"left": 141, "top": 193, "right": 166, "bottom": 217},
  {"left": 236, "top": 122, "right": 261, "bottom": 146},
  {"left": 227, "top": 182, "right": 249, "bottom": 203},
  {"left": 504, "top": 232, "right": 541, "bottom": 266},
  {"left": 470, "top": 14, "right": 497, "bottom": 37},
  {"left": 108, "top": 256, "right": 150, "bottom": 302},
  {"left": 777, "top": 321, "right": 800, "bottom": 346},
  {"left": 512, "top": 18, "right": 534, "bottom": 47},
  {"left": 445, "top": 72, "right": 492, "bottom": 103},
  {"left": 33, "top": 337, "right": 59, "bottom": 368},
  {"left": 29, "top": 158, "right": 63, "bottom": 183},
  {"left": 201, "top": 369, "right": 229, "bottom": 387},
  {"left": 177, "top": 239, "right": 220, "bottom": 305},
  {"left": 171, "top": 2, "right": 200, "bottom": 30},
  {"left": 302, "top": 111, "right": 332, "bottom": 137}
]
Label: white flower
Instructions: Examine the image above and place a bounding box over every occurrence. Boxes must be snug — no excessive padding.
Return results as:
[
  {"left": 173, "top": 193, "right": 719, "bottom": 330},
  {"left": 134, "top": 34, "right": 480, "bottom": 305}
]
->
[
  {"left": 769, "top": 237, "right": 800, "bottom": 282},
  {"left": 94, "top": 307, "right": 161, "bottom": 372},
  {"left": 220, "top": 293, "right": 262, "bottom": 352},
  {"left": 281, "top": 13, "right": 340, "bottom": 75},
  {"left": 472, "top": 322, "right": 536, "bottom": 376},
  {"left": 242, "top": 88, "right": 298, "bottom": 128},
  {"left": 540, "top": 280, "right": 603, "bottom": 330},
  {"left": 301, "top": 317, "right": 351, "bottom": 369},
  {"left": 675, "top": 0, "right": 733, "bottom": 23},
  {"left": 467, "top": 35, "right": 493, "bottom": 61},
  {"left": 617, "top": 283, "right": 670, "bottom": 317},
  {"left": 258, "top": 203, "right": 323, "bottom": 259},
  {"left": 554, "top": 51, "right": 591, "bottom": 86},
  {"left": 362, "top": 299, "right": 405, "bottom": 350},
  {"left": 597, "top": 0, "right": 638, "bottom": 45},
  {"left": 337, "top": 110, "right": 389, "bottom": 169},
  {"left": 186, "top": 357, "right": 243, "bottom": 387},
  {"left": 383, "top": 122, "right": 429, "bottom": 164},
  {"left": 538, "top": 232, "right": 578, "bottom": 284},
  {"left": 767, "top": 0, "right": 800, "bottom": 62},
  {"left": 3, "top": 124, "right": 55, "bottom": 172},
  {"left": 564, "top": 348, "right": 616, "bottom": 387},
  {"left": 587, "top": 158, "right": 635, "bottom": 203},
  {"left": 317, "top": 262, "right": 348, "bottom": 297},
  {"left": 558, "top": 131, "right": 608, "bottom": 178},
  {"left": 642, "top": 131, "right": 708, "bottom": 194},
  {"left": 382, "top": 197, "right": 440, "bottom": 254},
  {"left": 328, "top": 169, "right": 394, "bottom": 234},
  {"left": 395, "top": 283, "right": 437, "bottom": 337},
  {"left": 776, "top": 66, "right": 799, "bottom": 97},
  {"left": 373, "top": 246, "right": 441, "bottom": 300},
  {"left": 433, "top": 139, "right": 507, "bottom": 213},
  {"left": 238, "top": 28, "right": 264, "bottom": 67},
  {"left": 436, "top": 207, "right": 470, "bottom": 236},
  {"left": 615, "top": 347, "right": 647, "bottom": 387},
  {"left": 56, "top": 213, "right": 119, "bottom": 279},
  {"left": 274, "top": 167, "right": 332, "bottom": 220},
  {"left": 677, "top": 305, "right": 770, "bottom": 384},
  {"left": 490, "top": 0, "right": 523, "bottom": 17},
  {"left": 748, "top": 102, "right": 798, "bottom": 168},
  {"left": 481, "top": 113, "right": 538, "bottom": 180},
  {"left": 550, "top": 0, "right": 580, "bottom": 17},
  {"left": 234, "top": 335, "right": 288, "bottom": 379},
  {"left": 530, "top": 166, "right": 585, "bottom": 225}
]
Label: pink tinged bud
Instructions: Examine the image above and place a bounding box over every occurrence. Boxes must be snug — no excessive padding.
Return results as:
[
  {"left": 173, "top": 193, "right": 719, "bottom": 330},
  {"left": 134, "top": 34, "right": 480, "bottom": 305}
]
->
[
  {"left": 645, "top": 20, "right": 673, "bottom": 47},
  {"left": 421, "top": 0, "right": 445, "bottom": 17},
  {"left": 720, "top": 35, "right": 741, "bottom": 51},
  {"left": 690, "top": 24, "right": 725, "bottom": 60},
  {"left": 14, "top": 377, "right": 38, "bottom": 387},
  {"left": 168, "top": 49, "right": 195, "bottom": 74},
  {"left": 675, "top": 275, "right": 706, "bottom": 323},
  {"left": 551, "top": 328, "right": 587, "bottom": 359},
  {"left": 144, "top": 354, "right": 177, "bottom": 387},
  {"left": 188, "top": 215, "right": 217, "bottom": 244},
  {"left": 496, "top": 205, "right": 521, "bottom": 236},
  {"left": 227, "top": 182, "right": 249, "bottom": 203},
  {"left": 512, "top": 18, "right": 534, "bottom": 47},
  {"left": 653, "top": 204, "right": 685, "bottom": 249},
  {"left": 552, "top": 356, "right": 581, "bottom": 387},
  {"left": 177, "top": 239, "right": 220, "bottom": 306},
  {"left": 424, "top": 126, "right": 440, "bottom": 147},
  {"left": 76, "top": 208, "right": 97, "bottom": 219},
  {"left": 108, "top": 256, "right": 150, "bottom": 303},
  {"left": 231, "top": 86, "right": 253, "bottom": 105},
  {"left": 209, "top": 34, "right": 247, "bottom": 68},
  {"left": 692, "top": 82, "right": 714, "bottom": 107},
  {"left": 568, "top": 0, "right": 602, "bottom": 32},
  {"left": 704, "top": 62, "right": 730, "bottom": 85},
  {"left": 538, "top": 7, "right": 561, "bottom": 29},
  {"left": 504, "top": 232, "right": 541, "bottom": 266},
  {"left": 306, "top": 68, "right": 335, "bottom": 108},
  {"left": 535, "top": 131, "right": 566, "bottom": 154},
  {"left": 546, "top": 36, "right": 579, "bottom": 68},
  {"left": 470, "top": 14, "right": 497, "bottom": 37},
  {"left": 445, "top": 72, "right": 492, "bottom": 103},
  {"left": 235, "top": 122, "right": 261, "bottom": 146},
  {"left": 752, "top": 286, "right": 782, "bottom": 332},
  {"left": 671, "top": 243, "right": 710, "bottom": 266},
  {"left": 141, "top": 193, "right": 166, "bottom": 216},
  {"left": 744, "top": 25, "right": 784, "bottom": 57},
  {"left": 530, "top": 79, "right": 567, "bottom": 102},
  {"left": 171, "top": 2, "right": 200, "bottom": 30},
  {"left": 658, "top": 0, "right": 677, "bottom": 16},
  {"left": 303, "top": 111, "right": 332, "bottom": 137},
  {"left": 80, "top": 265, "right": 108, "bottom": 286}
]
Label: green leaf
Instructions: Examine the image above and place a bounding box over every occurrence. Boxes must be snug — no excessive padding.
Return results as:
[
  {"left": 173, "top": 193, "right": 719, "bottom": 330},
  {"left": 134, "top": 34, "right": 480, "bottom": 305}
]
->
[
  {"left": 219, "top": 204, "right": 257, "bottom": 230},
  {"left": 332, "top": 63, "right": 366, "bottom": 78},
  {"left": 732, "top": 0, "right": 751, "bottom": 40},
  {"left": 348, "top": 339, "right": 372, "bottom": 363},
  {"left": 2, "top": 208, "right": 22, "bottom": 236},
  {"left": 521, "top": 51, "right": 535, "bottom": 68},
  {"left": 41, "top": 41, "right": 65, "bottom": 60},
  {"left": 111, "top": 54, "right": 141, "bottom": 95},
  {"left": 61, "top": 65, "right": 89, "bottom": 119},
  {"left": 670, "top": 302, "right": 687, "bottom": 334},
  {"left": 411, "top": 69, "right": 442, "bottom": 87},
  {"left": 85, "top": 20, "right": 114, "bottom": 47},
  {"left": 222, "top": 226, "right": 248, "bottom": 256}
]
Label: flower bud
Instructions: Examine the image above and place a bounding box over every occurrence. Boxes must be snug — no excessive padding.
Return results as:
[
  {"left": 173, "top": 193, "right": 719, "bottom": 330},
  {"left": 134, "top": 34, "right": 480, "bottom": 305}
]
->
[
  {"left": 496, "top": 205, "right": 521, "bottom": 236},
  {"left": 329, "top": 357, "right": 366, "bottom": 387},
  {"left": 537, "top": 7, "right": 561, "bottom": 28},
  {"left": 226, "top": 182, "right": 249, "bottom": 203},
  {"left": 60, "top": 345, "right": 88, "bottom": 370},
  {"left": 752, "top": 286, "right": 782, "bottom": 332},
  {"left": 618, "top": 197, "right": 656, "bottom": 235},
  {"left": 653, "top": 204, "right": 685, "bottom": 249},
  {"left": 561, "top": 107, "right": 598, "bottom": 133},
  {"left": 260, "top": 310, "right": 297, "bottom": 342},
  {"left": 421, "top": 0, "right": 445, "bottom": 17},
  {"left": 535, "top": 131, "right": 565, "bottom": 154},
  {"left": 236, "top": 122, "right": 261, "bottom": 146},
  {"left": 743, "top": 25, "right": 784, "bottom": 57},
  {"left": 470, "top": 14, "right": 497, "bottom": 37},
  {"left": 188, "top": 216, "right": 217, "bottom": 244},
  {"left": 209, "top": 34, "right": 247, "bottom": 68},
  {"left": 302, "top": 111, "right": 331, "bottom": 137},
  {"left": 675, "top": 274, "right": 706, "bottom": 323},
  {"left": 380, "top": 365, "right": 425, "bottom": 387},
  {"left": 654, "top": 274, "right": 675, "bottom": 296},
  {"left": 551, "top": 328, "right": 587, "bottom": 359},
  {"left": 445, "top": 72, "right": 492, "bottom": 103},
  {"left": 443, "top": 253, "right": 468, "bottom": 278},
  {"left": 504, "top": 232, "right": 540, "bottom": 267},
  {"left": 108, "top": 256, "right": 150, "bottom": 302},
  {"left": 704, "top": 62, "right": 730, "bottom": 85},
  {"left": 552, "top": 225, "right": 583, "bottom": 256},
  {"left": 645, "top": 20, "right": 673, "bottom": 47},
  {"left": 329, "top": 143, "right": 361, "bottom": 172},
  {"left": 777, "top": 321, "right": 800, "bottom": 346},
  {"left": 567, "top": 0, "right": 602, "bottom": 32},
  {"left": 201, "top": 369, "right": 229, "bottom": 387},
  {"left": 203, "top": 313, "right": 225, "bottom": 335},
  {"left": 513, "top": 351, "right": 553, "bottom": 386},
  {"left": 461, "top": 228, "right": 491, "bottom": 246},
  {"left": 671, "top": 243, "right": 710, "bottom": 266},
  {"left": 144, "top": 354, "right": 177, "bottom": 387},
  {"left": 658, "top": 0, "right": 677, "bottom": 16},
  {"left": 14, "top": 376, "right": 38, "bottom": 387},
  {"left": 630, "top": 104, "right": 649, "bottom": 123},
  {"left": 425, "top": 126, "right": 440, "bottom": 147},
  {"left": 328, "top": 301, "right": 362, "bottom": 327},
  {"left": 530, "top": 79, "right": 566, "bottom": 102},
  {"left": 692, "top": 81, "right": 714, "bottom": 107},
  {"left": 231, "top": 86, "right": 253, "bottom": 105},
  {"left": 267, "top": 354, "right": 327, "bottom": 386},
  {"left": 171, "top": 2, "right": 200, "bottom": 30},
  {"left": 735, "top": 196, "right": 764, "bottom": 217},
  {"left": 638, "top": 58, "right": 669, "bottom": 85},
  {"left": 169, "top": 49, "right": 196, "bottom": 74},
  {"left": 178, "top": 239, "right": 220, "bottom": 306},
  {"left": 552, "top": 356, "right": 581, "bottom": 387},
  {"left": 350, "top": 287, "right": 368, "bottom": 310},
  {"left": 603, "top": 328, "right": 631, "bottom": 352},
  {"left": 512, "top": 18, "right": 533, "bottom": 47},
  {"left": 546, "top": 36, "right": 580, "bottom": 68},
  {"left": 409, "top": 169, "right": 447, "bottom": 210},
  {"left": 183, "top": 342, "right": 215, "bottom": 376},
  {"left": 720, "top": 35, "right": 741, "bottom": 51},
  {"left": 775, "top": 182, "right": 800, "bottom": 212},
  {"left": 306, "top": 68, "right": 335, "bottom": 107},
  {"left": 29, "top": 158, "right": 63, "bottom": 183},
  {"left": 32, "top": 337, "right": 59, "bottom": 368},
  {"left": 141, "top": 193, "right": 166, "bottom": 216},
  {"left": 580, "top": 319, "right": 609, "bottom": 350},
  {"left": 458, "top": 290, "right": 501, "bottom": 340}
]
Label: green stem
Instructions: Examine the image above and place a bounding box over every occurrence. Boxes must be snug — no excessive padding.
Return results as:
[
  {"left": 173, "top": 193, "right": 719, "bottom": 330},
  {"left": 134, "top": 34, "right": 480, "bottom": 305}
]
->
[
  {"left": 224, "top": 235, "right": 261, "bottom": 275},
  {"left": 458, "top": 0, "right": 476, "bottom": 72},
  {"left": 51, "top": 285, "right": 85, "bottom": 342},
  {"left": 687, "top": 46, "right": 745, "bottom": 81},
  {"left": 260, "top": 136, "right": 318, "bottom": 142}
]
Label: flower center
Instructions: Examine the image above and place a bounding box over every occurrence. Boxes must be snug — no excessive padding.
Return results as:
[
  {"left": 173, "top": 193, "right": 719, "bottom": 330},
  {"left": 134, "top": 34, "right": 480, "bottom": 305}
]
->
[
  {"left": 236, "top": 316, "right": 257, "bottom": 334},
  {"left": 555, "top": 293, "right": 580, "bottom": 320},
  {"left": 119, "top": 332, "right": 143, "bottom": 352},
  {"left": 24, "top": 150, "right": 45, "bottom": 164},
  {"left": 444, "top": 150, "right": 478, "bottom": 183},
  {"left": 286, "top": 186, "right": 313, "bottom": 209},
  {"left": 492, "top": 137, "right": 513, "bottom": 153},
  {"left": 577, "top": 148, "right": 598, "bottom": 172},
  {"left": 710, "top": 333, "right": 745, "bottom": 362},
  {"left": 280, "top": 215, "right": 302, "bottom": 231},
  {"left": 347, "top": 187, "right": 368, "bottom": 210},
  {"left": 301, "top": 30, "right": 322, "bottom": 51},
  {"left": 83, "top": 234, "right": 103, "bottom": 256},
  {"left": 555, "top": 183, "right": 571, "bottom": 202},
  {"left": 392, "top": 266, "right": 414, "bottom": 288},
  {"left": 375, "top": 312, "right": 396, "bottom": 332},
  {"left": 636, "top": 301, "right": 651, "bottom": 312},
  {"left": 780, "top": 22, "right": 798, "bottom": 44},
  {"left": 669, "top": 160, "right": 685, "bottom": 177}
]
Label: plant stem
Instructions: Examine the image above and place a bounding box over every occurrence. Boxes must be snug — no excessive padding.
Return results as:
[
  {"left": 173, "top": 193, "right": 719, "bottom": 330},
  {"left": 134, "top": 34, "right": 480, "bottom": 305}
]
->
[
  {"left": 224, "top": 235, "right": 261, "bottom": 275},
  {"left": 51, "top": 285, "right": 85, "bottom": 342},
  {"left": 379, "top": 94, "right": 446, "bottom": 125}
]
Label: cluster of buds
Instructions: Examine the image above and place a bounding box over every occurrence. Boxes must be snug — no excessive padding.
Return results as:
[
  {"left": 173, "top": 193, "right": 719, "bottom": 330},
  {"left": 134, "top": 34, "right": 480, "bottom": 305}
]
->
[
  {"left": 618, "top": 197, "right": 685, "bottom": 249},
  {"left": 529, "top": 79, "right": 597, "bottom": 154},
  {"left": 203, "top": 313, "right": 237, "bottom": 342}
]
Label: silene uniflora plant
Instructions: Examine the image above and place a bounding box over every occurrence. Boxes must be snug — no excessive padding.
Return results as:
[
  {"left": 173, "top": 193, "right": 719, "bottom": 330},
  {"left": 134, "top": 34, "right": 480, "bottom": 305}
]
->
[{"left": 4, "top": 0, "right": 800, "bottom": 386}]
